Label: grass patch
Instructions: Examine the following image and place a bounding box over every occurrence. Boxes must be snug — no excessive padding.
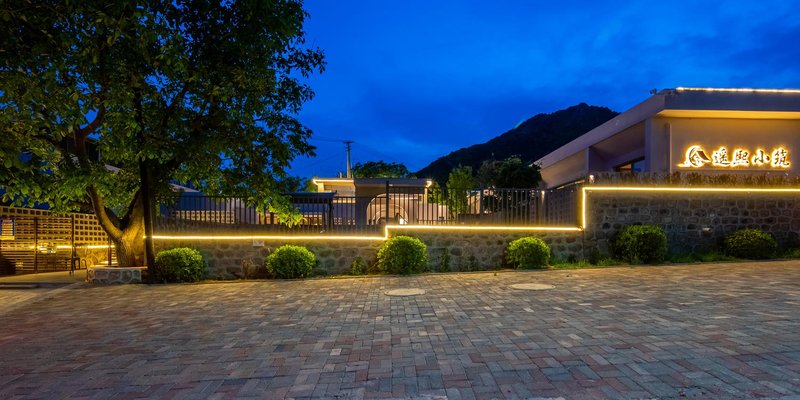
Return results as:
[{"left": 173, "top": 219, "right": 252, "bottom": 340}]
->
[
  {"left": 549, "top": 258, "right": 625, "bottom": 269},
  {"left": 595, "top": 258, "right": 625, "bottom": 266},
  {"left": 549, "top": 260, "right": 594, "bottom": 269},
  {"left": 667, "top": 252, "right": 737, "bottom": 264}
]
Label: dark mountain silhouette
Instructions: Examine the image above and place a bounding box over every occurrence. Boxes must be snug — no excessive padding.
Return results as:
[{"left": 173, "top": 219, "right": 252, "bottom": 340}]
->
[{"left": 415, "top": 103, "right": 618, "bottom": 184}]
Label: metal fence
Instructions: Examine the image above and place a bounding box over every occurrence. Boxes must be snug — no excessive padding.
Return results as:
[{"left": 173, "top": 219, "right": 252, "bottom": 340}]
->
[
  {"left": 155, "top": 185, "right": 581, "bottom": 235},
  {"left": 541, "top": 183, "right": 582, "bottom": 226}
]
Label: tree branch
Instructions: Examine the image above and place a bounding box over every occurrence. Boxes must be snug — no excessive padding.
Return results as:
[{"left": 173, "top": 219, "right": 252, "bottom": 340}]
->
[
  {"left": 75, "top": 101, "right": 105, "bottom": 137},
  {"left": 120, "top": 189, "right": 144, "bottom": 228},
  {"left": 88, "top": 186, "right": 122, "bottom": 240},
  {"left": 159, "top": 85, "right": 189, "bottom": 134}
]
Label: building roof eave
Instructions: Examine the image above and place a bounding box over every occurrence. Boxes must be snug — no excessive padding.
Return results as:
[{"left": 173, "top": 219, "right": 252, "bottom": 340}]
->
[{"left": 536, "top": 94, "right": 666, "bottom": 169}]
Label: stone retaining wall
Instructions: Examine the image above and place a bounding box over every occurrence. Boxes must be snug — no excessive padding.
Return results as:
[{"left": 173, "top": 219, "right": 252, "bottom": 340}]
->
[
  {"left": 155, "top": 239, "right": 383, "bottom": 279},
  {"left": 584, "top": 191, "right": 800, "bottom": 254},
  {"left": 155, "top": 229, "right": 583, "bottom": 278},
  {"left": 389, "top": 229, "right": 583, "bottom": 272}
]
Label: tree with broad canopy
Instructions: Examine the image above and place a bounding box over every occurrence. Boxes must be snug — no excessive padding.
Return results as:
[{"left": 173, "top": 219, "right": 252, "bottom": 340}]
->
[
  {"left": 0, "top": 1, "right": 325, "bottom": 268},
  {"left": 351, "top": 160, "right": 414, "bottom": 178}
]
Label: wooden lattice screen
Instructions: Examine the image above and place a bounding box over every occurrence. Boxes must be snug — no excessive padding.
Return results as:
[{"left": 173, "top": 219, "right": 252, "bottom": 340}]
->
[{"left": 0, "top": 206, "right": 113, "bottom": 275}]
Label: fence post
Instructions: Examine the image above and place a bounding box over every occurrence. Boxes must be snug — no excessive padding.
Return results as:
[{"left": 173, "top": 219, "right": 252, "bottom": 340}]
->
[
  {"left": 478, "top": 185, "right": 484, "bottom": 223},
  {"left": 33, "top": 216, "right": 38, "bottom": 273},
  {"left": 328, "top": 199, "right": 334, "bottom": 232},
  {"left": 70, "top": 214, "right": 75, "bottom": 273},
  {"left": 385, "top": 180, "right": 390, "bottom": 225}
]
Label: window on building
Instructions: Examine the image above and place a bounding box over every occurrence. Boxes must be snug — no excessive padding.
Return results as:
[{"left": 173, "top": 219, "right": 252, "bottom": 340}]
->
[{"left": 615, "top": 158, "right": 645, "bottom": 172}]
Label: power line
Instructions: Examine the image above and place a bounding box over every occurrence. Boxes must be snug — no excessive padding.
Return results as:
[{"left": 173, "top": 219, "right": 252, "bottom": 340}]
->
[
  {"left": 310, "top": 135, "right": 355, "bottom": 143},
  {"left": 291, "top": 150, "right": 346, "bottom": 176},
  {"left": 352, "top": 142, "right": 412, "bottom": 167}
]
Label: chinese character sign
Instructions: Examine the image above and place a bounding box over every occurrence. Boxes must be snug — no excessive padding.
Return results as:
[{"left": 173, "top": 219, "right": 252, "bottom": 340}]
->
[{"left": 678, "top": 145, "right": 791, "bottom": 169}]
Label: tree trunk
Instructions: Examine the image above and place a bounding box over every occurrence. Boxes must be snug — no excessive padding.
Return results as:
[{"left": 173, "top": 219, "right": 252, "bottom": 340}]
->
[
  {"left": 89, "top": 188, "right": 147, "bottom": 268},
  {"left": 114, "top": 217, "right": 145, "bottom": 267}
]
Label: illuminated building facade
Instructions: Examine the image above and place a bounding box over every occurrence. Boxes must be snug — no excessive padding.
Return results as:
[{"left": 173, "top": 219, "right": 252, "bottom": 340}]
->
[{"left": 536, "top": 88, "right": 800, "bottom": 188}]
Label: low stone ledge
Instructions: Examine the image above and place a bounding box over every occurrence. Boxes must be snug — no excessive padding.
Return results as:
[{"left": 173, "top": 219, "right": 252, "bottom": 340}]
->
[{"left": 87, "top": 266, "right": 145, "bottom": 284}]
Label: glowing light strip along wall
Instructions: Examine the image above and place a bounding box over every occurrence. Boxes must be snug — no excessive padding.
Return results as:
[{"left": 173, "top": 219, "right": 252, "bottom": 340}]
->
[
  {"left": 150, "top": 225, "right": 582, "bottom": 241},
  {"left": 385, "top": 225, "right": 581, "bottom": 232},
  {"left": 150, "top": 234, "right": 386, "bottom": 241},
  {"left": 580, "top": 186, "right": 800, "bottom": 228}
]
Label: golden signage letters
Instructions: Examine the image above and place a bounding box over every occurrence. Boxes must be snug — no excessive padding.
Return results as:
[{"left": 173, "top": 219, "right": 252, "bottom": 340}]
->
[{"left": 678, "top": 145, "right": 790, "bottom": 169}]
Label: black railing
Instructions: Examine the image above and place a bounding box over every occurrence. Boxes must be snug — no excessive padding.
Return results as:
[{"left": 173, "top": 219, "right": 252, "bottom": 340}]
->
[{"left": 156, "top": 185, "right": 580, "bottom": 235}]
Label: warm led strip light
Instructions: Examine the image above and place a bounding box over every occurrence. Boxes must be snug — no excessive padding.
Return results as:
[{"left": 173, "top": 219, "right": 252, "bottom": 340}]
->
[
  {"left": 385, "top": 224, "right": 581, "bottom": 232},
  {"left": 580, "top": 186, "right": 800, "bottom": 228},
  {"left": 150, "top": 234, "right": 386, "bottom": 241},
  {"left": 149, "top": 224, "right": 582, "bottom": 241},
  {"left": 675, "top": 87, "right": 800, "bottom": 94}
]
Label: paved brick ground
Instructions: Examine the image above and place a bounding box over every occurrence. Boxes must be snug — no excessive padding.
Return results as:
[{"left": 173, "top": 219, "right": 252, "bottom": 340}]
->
[{"left": 1, "top": 261, "right": 800, "bottom": 399}]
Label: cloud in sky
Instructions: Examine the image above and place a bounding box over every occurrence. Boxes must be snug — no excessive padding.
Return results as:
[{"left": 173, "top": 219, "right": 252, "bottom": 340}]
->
[{"left": 291, "top": 0, "right": 800, "bottom": 177}]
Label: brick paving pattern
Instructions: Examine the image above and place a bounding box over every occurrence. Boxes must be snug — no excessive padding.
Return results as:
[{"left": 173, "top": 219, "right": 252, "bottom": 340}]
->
[{"left": 1, "top": 261, "right": 800, "bottom": 399}]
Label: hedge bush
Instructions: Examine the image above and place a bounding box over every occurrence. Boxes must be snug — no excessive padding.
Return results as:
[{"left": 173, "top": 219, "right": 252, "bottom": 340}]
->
[
  {"left": 506, "top": 237, "right": 550, "bottom": 269},
  {"left": 350, "top": 256, "right": 368, "bottom": 275},
  {"left": 154, "top": 247, "right": 206, "bottom": 283},
  {"left": 612, "top": 224, "right": 667, "bottom": 264},
  {"left": 265, "top": 245, "right": 316, "bottom": 279},
  {"left": 724, "top": 229, "right": 777, "bottom": 259},
  {"left": 377, "top": 236, "right": 428, "bottom": 275}
]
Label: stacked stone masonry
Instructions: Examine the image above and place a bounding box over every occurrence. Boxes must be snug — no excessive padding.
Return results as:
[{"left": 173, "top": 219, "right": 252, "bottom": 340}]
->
[
  {"left": 155, "top": 230, "right": 583, "bottom": 278},
  {"left": 585, "top": 191, "right": 800, "bottom": 254},
  {"left": 87, "top": 266, "right": 144, "bottom": 284},
  {"left": 155, "top": 240, "right": 383, "bottom": 279},
  {"left": 390, "top": 229, "right": 583, "bottom": 272}
]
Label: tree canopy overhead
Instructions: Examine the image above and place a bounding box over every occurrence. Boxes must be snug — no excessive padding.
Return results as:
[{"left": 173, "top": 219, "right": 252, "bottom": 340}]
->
[
  {"left": 0, "top": 1, "right": 325, "bottom": 266},
  {"left": 351, "top": 161, "right": 413, "bottom": 178},
  {"left": 476, "top": 156, "right": 541, "bottom": 188}
]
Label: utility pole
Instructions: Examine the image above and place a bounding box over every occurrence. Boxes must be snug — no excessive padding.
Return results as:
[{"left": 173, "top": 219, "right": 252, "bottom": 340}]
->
[
  {"left": 345, "top": 140, "right": 354, "bottom": 178},
  {"left": 309, "top": 136, "right": 356, "bottom": 178}
]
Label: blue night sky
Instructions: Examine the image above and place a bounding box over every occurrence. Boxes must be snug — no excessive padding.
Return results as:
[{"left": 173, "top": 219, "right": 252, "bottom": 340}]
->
[{"left": 290, "top": 0, "right": 800, "bottom": 178}]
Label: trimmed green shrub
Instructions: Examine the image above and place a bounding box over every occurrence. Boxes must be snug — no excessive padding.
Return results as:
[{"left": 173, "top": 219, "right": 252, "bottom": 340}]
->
[
  {"left": 154, "top": 247, "right": 206, "bottom": 283},
  {"left": 724, "top": 229, "right": 777, "bottom": 259},
  {"left": 782, "top": 247, "right": 800, "bottom": 259},
  {"left": 438, "top": 248, "right": 451, "bottom": 272},
  {"left": 377, "top": 236, "right": 428, "bottom": 275},
  {"left": 266, "top": 245, "right": 316, "bottom": 279},
  {"left": 350, "top": 256, "right": 367, "bottom": 275},
  {"left": 506, "top": 237, "right": 550, "bottom": 269},
  {"left": 612, "top": 225, "right": 667, "bottom": 264}
]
